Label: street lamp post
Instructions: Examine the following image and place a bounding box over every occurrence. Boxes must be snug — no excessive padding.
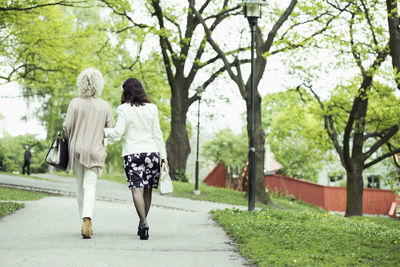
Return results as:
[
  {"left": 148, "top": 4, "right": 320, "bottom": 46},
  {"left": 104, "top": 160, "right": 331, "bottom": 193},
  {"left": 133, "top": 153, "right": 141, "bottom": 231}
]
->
[
  {"left": 194, "top": 86, "right": 205, "bottom": 196},
  {"left": 240, "top": 0, "right": 266, "bottom": 211}
]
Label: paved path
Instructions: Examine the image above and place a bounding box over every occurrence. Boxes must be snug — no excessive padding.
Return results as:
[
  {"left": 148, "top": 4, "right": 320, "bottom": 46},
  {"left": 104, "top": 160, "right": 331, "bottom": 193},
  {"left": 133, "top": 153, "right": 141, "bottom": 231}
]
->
[{"left": 0, "top": 173, "right": 251, "bottom": 267}]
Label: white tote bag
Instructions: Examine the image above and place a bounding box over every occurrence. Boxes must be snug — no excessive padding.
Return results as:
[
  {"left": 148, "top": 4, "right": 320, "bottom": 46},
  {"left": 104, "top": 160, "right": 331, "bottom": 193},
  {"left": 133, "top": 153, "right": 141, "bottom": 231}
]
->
[{"left": 159, "top": 163, "right": 173, "bottom": 195}]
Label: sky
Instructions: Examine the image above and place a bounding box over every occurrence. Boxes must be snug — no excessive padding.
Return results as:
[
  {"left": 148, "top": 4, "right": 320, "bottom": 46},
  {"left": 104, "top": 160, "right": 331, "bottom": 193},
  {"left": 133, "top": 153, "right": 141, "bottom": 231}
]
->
[{"left": 0, "top": 82, "right": 46, "bottom": 139}]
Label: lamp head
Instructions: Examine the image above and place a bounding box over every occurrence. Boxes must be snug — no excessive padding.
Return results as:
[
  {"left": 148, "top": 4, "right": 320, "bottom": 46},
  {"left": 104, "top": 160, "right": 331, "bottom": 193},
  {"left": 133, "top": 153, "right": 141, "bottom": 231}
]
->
[
  {"left": 195, "top": 86, "right": 205, "bottom": 97},
  {"left": 239, "top": 0, "right": 266, "bottom": 19}
]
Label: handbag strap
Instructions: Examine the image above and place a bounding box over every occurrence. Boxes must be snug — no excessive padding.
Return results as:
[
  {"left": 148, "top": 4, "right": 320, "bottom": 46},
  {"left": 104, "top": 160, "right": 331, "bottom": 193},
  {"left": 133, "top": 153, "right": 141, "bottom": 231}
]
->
[
  {"left": 55, "top": 128, "right": 66, "bottom": 141},
  {"left": 161, "top": 162, "right": 169, "bottom": 172}
]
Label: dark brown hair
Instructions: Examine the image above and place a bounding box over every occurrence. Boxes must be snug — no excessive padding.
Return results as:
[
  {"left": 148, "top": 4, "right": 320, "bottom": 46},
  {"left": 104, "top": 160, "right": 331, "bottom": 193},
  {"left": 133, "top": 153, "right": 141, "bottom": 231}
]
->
[{"left": 121, "top": 78, "right": 151, "bottom": 106}]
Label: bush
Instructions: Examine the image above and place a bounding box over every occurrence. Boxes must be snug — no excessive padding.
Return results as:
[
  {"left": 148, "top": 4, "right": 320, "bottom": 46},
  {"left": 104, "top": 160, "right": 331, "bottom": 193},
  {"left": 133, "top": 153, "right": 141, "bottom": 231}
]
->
[{"left": 175, "top": 169, "right": 189, "bottom": 183}]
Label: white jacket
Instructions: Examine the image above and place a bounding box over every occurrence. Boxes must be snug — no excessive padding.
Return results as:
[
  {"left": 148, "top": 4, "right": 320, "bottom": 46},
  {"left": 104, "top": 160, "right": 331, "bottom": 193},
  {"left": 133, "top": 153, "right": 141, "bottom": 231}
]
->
[{"left": 104, "top": 103, "right": 167, "bottom": 159}]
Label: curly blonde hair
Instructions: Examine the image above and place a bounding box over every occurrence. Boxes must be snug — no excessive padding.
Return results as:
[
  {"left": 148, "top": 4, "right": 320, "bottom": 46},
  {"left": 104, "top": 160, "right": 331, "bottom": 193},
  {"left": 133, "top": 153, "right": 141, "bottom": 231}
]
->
[{"left": 77, "top": 68, "right": 104, "bottom": 97}]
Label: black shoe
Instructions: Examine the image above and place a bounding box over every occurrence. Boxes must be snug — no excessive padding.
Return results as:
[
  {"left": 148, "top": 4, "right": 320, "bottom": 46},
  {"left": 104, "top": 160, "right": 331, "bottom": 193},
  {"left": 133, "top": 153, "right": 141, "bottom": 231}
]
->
[
  {"left": 137, "top": 223, "right": 143, "bottom": 236},
  {"left": 140, "top": 224, "right": 149, "bottom": 240}
]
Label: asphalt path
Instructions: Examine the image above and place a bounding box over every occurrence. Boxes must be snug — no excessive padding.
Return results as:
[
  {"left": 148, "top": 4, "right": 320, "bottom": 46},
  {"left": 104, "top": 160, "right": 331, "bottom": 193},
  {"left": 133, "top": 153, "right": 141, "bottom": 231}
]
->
[{"left": 0, "top": 173, "right": 252, "bottom": 267}]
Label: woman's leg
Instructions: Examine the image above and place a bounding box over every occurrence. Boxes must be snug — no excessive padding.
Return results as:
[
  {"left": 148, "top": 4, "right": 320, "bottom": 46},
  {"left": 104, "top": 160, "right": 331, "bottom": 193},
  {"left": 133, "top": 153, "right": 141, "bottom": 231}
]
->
[
  {"left": 143, "top": 188, "right": 152, "bottom": 218},
  {"left": 131, "top": 188, "right": 146, "bottom": 225},
  {"left": 143, "top": 152, "right": 160, "bottom": 219},
  {"left": 73, "top": 162, "right": 85, "bottom": 218},
  {"left": 79, "top": 167, "right": 97, "bottom": 239},
  {"left": 81, "top": 168, "right": 98, "bottom": 219}
]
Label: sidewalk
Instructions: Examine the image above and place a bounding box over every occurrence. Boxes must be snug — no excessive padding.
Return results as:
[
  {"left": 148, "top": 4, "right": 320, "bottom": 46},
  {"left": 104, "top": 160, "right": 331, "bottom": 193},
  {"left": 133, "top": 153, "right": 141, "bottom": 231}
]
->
[{"left": 0, "top": 173, "right": 251, "bottom": 267}]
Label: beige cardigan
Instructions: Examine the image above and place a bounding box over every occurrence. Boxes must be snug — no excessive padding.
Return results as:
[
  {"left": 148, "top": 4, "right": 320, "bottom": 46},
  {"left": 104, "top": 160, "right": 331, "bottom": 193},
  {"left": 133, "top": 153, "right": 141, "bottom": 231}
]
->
[{"left": 63, "top": 97, "right": 114, "bottom": 176}]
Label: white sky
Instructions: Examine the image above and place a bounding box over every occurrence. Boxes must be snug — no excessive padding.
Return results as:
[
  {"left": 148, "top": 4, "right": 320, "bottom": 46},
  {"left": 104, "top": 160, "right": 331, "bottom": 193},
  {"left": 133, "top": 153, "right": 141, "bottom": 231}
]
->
[{"left": 0, "top": 82, "right": 46, "bottom": 139}]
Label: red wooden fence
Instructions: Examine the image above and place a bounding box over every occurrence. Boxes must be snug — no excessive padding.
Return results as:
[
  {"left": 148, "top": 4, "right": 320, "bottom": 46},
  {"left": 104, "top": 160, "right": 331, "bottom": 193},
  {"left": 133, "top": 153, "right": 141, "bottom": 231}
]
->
[
  {"left": 203, "top": 164, "right": 398, "bottom": 216},
  {"left": 265, "top": 174, "right": 397, "bottom": 215}
]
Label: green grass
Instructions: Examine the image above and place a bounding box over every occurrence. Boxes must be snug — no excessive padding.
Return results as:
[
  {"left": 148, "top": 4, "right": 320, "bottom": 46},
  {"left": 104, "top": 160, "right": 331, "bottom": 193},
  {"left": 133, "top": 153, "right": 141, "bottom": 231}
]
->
[
  {"left": 0, "top": 202, "right": 24, "bottom": 217},
  {"left": 212, "top": 208, "right": 400, "bottom": 266},
  {"left": 0, "top": 187, "right": 49, "bottom": 201},
  {"left": 0, "top": 187, "right": 49, "bottom": 217},
  {"left": 351, "top": 216, "right": 400, "bottom": 230}
]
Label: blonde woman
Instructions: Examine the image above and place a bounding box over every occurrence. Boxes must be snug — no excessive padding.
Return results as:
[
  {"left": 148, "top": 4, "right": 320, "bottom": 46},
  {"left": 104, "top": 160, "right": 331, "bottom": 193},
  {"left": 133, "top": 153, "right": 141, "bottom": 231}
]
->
[
  {"left": 63, "top": 68, "right": 114, "bottom": 239},
  {"left": 104, "top": 78, "right": 167, "bottom": 240}
]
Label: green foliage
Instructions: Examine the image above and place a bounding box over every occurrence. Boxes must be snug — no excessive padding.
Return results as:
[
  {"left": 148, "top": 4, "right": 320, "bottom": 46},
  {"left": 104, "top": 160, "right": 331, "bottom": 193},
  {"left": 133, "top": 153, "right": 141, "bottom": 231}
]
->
[
  {"left": 263, "top": 90, "right": 330, "bottom": 181},
  {"left": 1, "top": 3, "right": 114, "bottom": 138},
  {"left": 174, "top": 169, "right": 189, "bottom": 183},
  {"left": 212, "top": 208, "right": 400, "bottom": 266},
  {"left": 263, "top": 80, "right": 400, "bottom": 186},
  {"left": 105, "top": 139, "right": 124, "bottom": 175},
  {"left": 1, "top": 3, "right": 171, "bottom": 170},
  {"left": 202, "top": 129, "right": 248, "bottom": 173},
  {"left": 276, "top": 1, "right": 400, "bottom": 196},
  {"left": 0, "top": 133, "right": 48, "bottom": 173}
]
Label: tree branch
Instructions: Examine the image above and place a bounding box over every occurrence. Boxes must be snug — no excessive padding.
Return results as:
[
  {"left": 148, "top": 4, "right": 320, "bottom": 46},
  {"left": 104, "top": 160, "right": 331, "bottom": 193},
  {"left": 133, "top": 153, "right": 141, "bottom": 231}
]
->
[
  {"left": 364, "top": 147, "right": 400, "bottom": 169},
  {"left": 151, "top": 0, "right": 176, "bottom": 86},
  {"left": 349, "top": 13, "right": 365, "bottom": 75},
  {"left": 186, "top": 4, "right": 242, "bottom": 85},
  {"left": 0, "top": 1, "right": 83, "bottom": 11},
  {"left": 199, "top": 0, "right": 212, "bottom": 14},
  {"left": 363, "top": 124, "right": 400, "bottom": 160},
  {"left": 189, "top": 2, "right": 244, "bottom": 90},
  {"left": 186, "top": 58, "right": 250, "bottom": 109},
  {"left": 305, "top": 83, "right": 346, "bottom": 167},
  {"left": 262, "top": 0, "right": 297, "bottom": 52},
  {"left": 165, "top": 14, "right": 183, "bottom": 44},
  {"left": 360, "top": 0, "right": 378, "bottom": 46}
]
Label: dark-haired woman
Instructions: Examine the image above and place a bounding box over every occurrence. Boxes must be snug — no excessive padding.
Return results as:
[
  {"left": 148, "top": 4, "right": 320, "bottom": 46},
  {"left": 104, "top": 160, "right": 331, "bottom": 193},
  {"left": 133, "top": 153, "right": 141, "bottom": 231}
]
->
[{"left": 104, "top": 78, "right": 167, "bottom": 240}]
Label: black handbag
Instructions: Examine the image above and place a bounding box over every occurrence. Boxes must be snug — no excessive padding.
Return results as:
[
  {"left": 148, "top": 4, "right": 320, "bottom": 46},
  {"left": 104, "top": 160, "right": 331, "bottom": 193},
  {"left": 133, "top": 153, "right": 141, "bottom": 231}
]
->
[{"left": 45, "top": 129, "right": 69, "bottom": 170}]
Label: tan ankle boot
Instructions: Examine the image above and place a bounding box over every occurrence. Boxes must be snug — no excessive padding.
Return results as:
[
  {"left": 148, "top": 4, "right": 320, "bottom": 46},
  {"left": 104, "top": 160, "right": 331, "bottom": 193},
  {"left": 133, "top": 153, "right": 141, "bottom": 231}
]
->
[{"left": 81, "top": 217, "right": 93, "bottom": 239}]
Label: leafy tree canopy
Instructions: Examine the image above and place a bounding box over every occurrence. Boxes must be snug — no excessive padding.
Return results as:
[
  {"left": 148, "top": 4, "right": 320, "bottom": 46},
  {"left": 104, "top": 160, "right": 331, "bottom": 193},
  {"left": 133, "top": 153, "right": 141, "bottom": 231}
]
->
[
  {"left": 262, "top": 89, "right": 329, "bottom": 181},
  {"left": 202, "top": 128, "right": 248, "bottom": 173}
]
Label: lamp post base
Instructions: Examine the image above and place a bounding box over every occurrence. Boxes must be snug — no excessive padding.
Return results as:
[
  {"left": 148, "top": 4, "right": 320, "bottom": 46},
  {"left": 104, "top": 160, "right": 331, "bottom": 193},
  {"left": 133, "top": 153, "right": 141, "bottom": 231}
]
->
[{"left": 193, "top": 190, "right": 201, "bottom": 196}]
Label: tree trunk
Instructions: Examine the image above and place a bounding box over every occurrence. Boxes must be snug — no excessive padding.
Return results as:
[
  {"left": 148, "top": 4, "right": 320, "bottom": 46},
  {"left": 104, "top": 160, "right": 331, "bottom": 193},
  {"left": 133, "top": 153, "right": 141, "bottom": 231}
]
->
[
  {"left": 166, "top": 85, "right": 190, "bottom": 180},
  {"left": 386, "top": 0, "right": 400, "bottom": 89},
  {"left": 246, "top": 91, "right": 273, "bottom": 205},
  {"left": 345, "top": 163, "right": 364, "bottom": 217}
]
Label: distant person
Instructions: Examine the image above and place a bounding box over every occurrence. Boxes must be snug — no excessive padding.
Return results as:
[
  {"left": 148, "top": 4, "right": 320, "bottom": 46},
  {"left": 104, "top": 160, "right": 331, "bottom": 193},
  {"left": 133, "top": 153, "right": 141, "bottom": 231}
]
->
[
  {"left": 22, "top": 146, "right": 32, "bottom": 175},
  {"left": 63, "top": 68, "right": 114, "bottom": 239},
  {"left": 104, "top": 78, "right": 167, "bottom": 240},
  {"left": 22, "top": 145, "right": 31, "bottom": 175}
]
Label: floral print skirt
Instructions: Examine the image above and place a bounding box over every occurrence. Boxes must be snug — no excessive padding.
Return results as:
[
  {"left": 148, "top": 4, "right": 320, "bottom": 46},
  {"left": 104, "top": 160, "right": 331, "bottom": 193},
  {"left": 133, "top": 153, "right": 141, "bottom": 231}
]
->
[{"left": 123, "top": 152, "right": 160, "bottom": 189}]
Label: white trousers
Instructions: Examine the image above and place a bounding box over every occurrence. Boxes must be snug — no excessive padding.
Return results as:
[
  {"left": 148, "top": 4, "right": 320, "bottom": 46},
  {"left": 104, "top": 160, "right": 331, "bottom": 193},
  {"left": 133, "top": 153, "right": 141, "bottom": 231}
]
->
[{"left": 73, "top": 162, "right": 98, "bottom": 219}]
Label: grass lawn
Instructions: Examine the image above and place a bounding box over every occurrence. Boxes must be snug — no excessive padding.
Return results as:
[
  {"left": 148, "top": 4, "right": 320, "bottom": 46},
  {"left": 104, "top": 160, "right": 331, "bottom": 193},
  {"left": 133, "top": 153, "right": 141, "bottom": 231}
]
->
[
  {"left": 212, "top": 208, "right": 400, "bottom": 266},
  {"left": 0, "top": 187, "right": 49, "bottom": 217}
]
